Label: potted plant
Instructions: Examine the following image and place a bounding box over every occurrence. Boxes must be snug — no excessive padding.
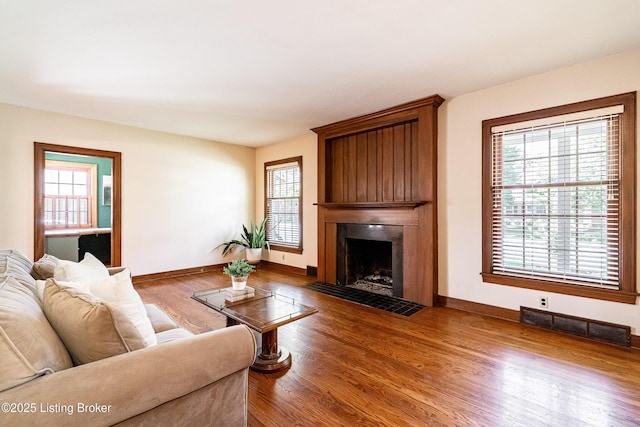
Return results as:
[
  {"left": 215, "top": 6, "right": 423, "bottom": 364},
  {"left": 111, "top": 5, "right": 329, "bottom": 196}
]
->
[
  {"left": 218, "top": 217, "right": 270, "bottom": 264},
  {"left": 223, "top": 259, "right": 255, "bottom": 290}
]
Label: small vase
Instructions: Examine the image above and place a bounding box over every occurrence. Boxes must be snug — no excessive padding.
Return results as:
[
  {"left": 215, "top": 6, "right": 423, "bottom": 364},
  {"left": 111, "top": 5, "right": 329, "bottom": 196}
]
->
[
  {"left": 231, "top": 276, "right": 248, "bottom": 290},
  {"left": 245, "top": 248, "right": 262, "bottom": 265}
]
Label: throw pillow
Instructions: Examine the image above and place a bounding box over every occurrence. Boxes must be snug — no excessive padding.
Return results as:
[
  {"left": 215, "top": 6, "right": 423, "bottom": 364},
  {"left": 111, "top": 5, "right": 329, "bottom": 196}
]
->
[
  {"left": 31, "top": 254, "right": 60, "bottom": 280},
  {"left": 0, "top": 276, "right": 73, "bottom": 392},
  {"left": 53, "top": 270, "right": 157, "bottom": 347},
  {"left": 53, "top": 252, "right": 110, "bottom": 282},
  {"left": 42, "top": 280, "right": 146, "bottom": 365}
]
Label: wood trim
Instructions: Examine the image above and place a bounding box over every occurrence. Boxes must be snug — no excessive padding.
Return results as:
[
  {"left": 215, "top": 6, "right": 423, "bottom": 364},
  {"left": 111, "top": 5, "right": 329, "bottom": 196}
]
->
[
  {"left": 133, "top": 264, "right": 225, "bottom": 285},
  {"left": 260, "top": 260, "right": 307, "bottom": 276},
  {"left": 132, "top": 261, "right": 307, "bottom": 285},
  {"left": 482, "top": 273, "right": 639, "bottom": 304},
  {"left": 482, "top": 92, "right": 637, "bottom": 302},
  {"left": 34, "top": 142, "right": 122, "bottom": 266},
  {"left": 315, "top": 201, "right": 427, "bottom": 209},
  {"left": 312, "top": 95, "right": 445, "bottom": 138},
  {"left": 264, "top": 156, "right": 303, "bottom": 253},
  {"left": 438, "top": 295, "right": 640, "bottom": 349},
  {"left": 437, "top": 295, "right": 521, "bottom": 322}
]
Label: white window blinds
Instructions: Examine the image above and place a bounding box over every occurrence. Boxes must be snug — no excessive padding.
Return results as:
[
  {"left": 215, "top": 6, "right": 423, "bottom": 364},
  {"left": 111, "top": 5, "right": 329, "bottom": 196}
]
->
[
  {"left": 265, "top": 159, "right": 302, "bottom": 249},
  {"left": 490, "top": 111, "right": 621, "bottom": 288}
]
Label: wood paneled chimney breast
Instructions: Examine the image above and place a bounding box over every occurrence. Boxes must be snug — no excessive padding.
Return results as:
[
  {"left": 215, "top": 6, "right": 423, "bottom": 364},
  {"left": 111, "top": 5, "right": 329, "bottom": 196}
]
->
[{"left": 312, "top": 95, "right": 444, "bottom": 306}]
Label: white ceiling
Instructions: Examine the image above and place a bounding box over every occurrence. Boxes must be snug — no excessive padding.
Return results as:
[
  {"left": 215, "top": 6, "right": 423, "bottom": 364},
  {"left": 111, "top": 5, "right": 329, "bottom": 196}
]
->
[{"left": 1, "top": 1, "right": 639, "bottom": 147}]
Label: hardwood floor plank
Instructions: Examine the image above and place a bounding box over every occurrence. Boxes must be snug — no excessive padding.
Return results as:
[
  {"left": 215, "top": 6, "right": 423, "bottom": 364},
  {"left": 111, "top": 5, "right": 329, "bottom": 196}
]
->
[{"left": 135, "top": 267, "right": 640, "bottom": 426}]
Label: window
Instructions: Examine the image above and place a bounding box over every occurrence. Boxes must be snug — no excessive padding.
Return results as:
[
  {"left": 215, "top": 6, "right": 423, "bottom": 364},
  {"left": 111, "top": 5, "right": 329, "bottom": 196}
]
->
[
  {"left": 265, "top": 156, "right": 302, "bottom": 253},
  {"left": 482, "top": 93, "right": 636, "bottom": 303},
  {"left": 44, "top": 161, "right": 97, "bottom": 229}
]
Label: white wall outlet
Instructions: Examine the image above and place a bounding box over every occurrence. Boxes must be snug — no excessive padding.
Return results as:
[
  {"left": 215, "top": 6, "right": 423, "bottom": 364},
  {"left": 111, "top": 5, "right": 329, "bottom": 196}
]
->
[{"left": 539, "top": 296, "right": 549, "bottom": 308}]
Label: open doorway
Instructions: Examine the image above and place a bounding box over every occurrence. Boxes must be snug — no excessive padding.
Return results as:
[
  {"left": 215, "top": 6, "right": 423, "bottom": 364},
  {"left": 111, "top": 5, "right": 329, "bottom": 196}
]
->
[{"left": 34, "top": 142, "right": 121, "bottom": 266}]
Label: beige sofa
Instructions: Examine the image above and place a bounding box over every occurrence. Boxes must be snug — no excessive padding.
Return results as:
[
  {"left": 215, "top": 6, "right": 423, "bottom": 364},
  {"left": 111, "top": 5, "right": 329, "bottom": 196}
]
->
[{"left": 0, "top": 249, "right": 256, "bottom": 426}]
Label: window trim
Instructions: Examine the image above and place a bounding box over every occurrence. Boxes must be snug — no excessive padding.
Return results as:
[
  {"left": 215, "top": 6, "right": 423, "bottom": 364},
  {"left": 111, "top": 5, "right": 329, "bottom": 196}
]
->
[
  {"left": 481, "top": 92, "right": 637, "bottom": 304},
  {"left": 264, "top": 156, "right": 303, "bottom": 254}
]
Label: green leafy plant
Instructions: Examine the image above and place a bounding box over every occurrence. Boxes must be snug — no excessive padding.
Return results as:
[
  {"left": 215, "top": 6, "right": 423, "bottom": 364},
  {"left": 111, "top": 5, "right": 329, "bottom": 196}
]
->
[
  {"left": 222, "top": 259, "right": 255, "bottom": 277},
  {"left": 219, "top": 217, "right": 271, "bottom": 256}
]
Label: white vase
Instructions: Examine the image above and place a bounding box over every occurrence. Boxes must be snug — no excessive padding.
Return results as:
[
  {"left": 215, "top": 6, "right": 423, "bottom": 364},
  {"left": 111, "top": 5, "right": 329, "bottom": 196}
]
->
[
  {"left": 231, "top": 276, "right": 248, "bottom": 290},
  {"left": 245, "top": 248, "right": 262, "bottom": 264}
]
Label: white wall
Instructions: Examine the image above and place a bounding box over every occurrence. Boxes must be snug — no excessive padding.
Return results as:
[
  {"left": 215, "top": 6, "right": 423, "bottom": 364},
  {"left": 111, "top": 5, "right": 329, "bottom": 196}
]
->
[
  {"left": 439, "top": 49, "right": 640, "bottom": 332},
  {"left": 255, "top": 134, "right": 318, "bottom": 270},
  {"left": 0, "top": 103, "right": 255, "bottom": 275}
]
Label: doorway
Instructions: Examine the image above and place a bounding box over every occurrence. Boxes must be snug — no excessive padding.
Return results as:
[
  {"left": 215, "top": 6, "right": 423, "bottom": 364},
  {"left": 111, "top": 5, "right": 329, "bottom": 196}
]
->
[{"left": 34, "top": 142, "right": 122, "bottom": 266}]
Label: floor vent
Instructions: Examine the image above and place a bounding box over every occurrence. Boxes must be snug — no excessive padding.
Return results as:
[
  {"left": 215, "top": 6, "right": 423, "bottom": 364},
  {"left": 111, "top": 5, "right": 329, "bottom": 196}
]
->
[{"left": 520, "top": 306, "right": 631, "bottom": 347}]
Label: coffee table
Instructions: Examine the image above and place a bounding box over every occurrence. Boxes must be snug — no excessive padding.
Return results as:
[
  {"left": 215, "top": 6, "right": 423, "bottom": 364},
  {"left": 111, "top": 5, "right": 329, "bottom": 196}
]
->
[{"left": 192, "top": 286, "right": 317, "bottom": 373}]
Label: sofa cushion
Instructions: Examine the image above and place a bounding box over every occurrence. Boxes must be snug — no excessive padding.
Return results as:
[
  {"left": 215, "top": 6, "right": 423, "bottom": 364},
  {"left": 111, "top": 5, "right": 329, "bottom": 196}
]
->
[
  {"left": 31, "top": 254, "right": 60, "bottom": 280},
  {"left": 145, "top": 303, "right": 179, "bottom": 333},
  {"left": 155, "top": 328, "right": 194, "bottom": 344},
  {"left": 0, "top": 276, "right": 73, "bottom": 392},
  {"left": 45, "top": 270, "right": 157, "bottom": 347},
  {"left": 43, "top": 280, "right": 146, "bottom": 365},
  {"left": 54, "top": 252, "right": 110, "bottom": 282}
]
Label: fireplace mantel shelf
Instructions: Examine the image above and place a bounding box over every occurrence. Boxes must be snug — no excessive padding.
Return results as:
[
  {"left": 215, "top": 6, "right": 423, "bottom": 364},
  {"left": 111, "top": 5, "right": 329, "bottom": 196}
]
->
[{"left": 315, "top": 201, "right": 428, "bottom": 210}]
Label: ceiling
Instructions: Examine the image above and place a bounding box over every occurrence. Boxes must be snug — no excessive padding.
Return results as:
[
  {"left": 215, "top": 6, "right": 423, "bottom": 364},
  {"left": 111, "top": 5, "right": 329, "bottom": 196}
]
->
[{"left": 1, "top": 1, "right": 639, "bottom": 147}]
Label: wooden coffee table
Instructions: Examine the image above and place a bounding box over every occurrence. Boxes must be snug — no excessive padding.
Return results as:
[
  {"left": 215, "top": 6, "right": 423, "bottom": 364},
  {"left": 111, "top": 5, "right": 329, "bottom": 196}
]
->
[{"left": 192, "top": 286, "right": 317, "bottom": 373}]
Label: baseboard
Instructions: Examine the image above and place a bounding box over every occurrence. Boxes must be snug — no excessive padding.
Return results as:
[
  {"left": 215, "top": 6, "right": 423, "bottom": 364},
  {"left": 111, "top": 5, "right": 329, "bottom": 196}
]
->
[
  {"left": 133, "top": 260, "right": 307, "bottom": 284},
  {"left": 259, "top": 260, "right": 307, "bottom": 276},
  {"left": 437, "top": 295, "right": 521, "bottom": 322},
  {"left": 437, "top": 295, "right": 639, "bottom": 349},
  {"left": 132, "top": 264, "right": 224, "bottom": 284}
]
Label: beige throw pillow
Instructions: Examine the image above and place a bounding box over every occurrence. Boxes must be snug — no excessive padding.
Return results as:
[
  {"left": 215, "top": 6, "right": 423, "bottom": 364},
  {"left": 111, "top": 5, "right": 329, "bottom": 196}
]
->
[
  {"left": 42, "top": 280, "right": 146, "bottom": 365},
  {"left": 31, "top": 254, "right": 60, "bottom": 280},
  {"left": 0, "top": 276, "right": 73, "bottom": 392},
  {"left": 52, "top": 269, "right": 157, "bottom": 347}
]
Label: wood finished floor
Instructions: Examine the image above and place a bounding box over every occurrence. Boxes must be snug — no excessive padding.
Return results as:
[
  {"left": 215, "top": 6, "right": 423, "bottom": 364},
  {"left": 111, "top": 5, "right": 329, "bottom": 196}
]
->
[{"left": 135, "top": 267, "right": 640, "bottom": 426}]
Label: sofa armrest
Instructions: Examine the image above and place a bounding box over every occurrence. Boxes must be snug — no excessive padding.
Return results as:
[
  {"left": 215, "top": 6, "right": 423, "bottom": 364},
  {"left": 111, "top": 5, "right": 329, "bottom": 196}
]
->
[{"left": 0, "top": 325, "right": 256, "bottom": 426}]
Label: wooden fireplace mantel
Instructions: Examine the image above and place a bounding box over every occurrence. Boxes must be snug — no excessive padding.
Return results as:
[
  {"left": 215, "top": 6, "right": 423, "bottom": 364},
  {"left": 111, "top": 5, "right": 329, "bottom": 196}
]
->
[
  {"left": 313, "top": 95, "right": 443, "bottom": 307},
  {"left": 314, "top": 201, "right": 428, "bottom": 210}
]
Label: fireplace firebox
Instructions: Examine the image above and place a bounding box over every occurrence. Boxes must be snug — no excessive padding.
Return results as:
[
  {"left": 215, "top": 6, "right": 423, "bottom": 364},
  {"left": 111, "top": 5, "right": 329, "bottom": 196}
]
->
[{"left": 336, "top": 224, "right": 403, "bottom": 298}]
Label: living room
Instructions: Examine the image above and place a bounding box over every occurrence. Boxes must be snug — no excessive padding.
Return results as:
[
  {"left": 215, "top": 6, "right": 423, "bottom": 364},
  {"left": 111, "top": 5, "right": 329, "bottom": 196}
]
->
[{"left": 1, "top": 1, "right": 640, "bottom": 425}]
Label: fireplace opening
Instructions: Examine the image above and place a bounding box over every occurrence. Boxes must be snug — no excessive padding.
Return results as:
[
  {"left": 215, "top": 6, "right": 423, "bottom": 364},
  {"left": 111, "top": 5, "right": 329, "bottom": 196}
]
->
[
  {"left": 337, "top": 224, "right": 403, "bottom": 298},
  {"left": 346, "top": 238, "right": 393, "bottom": 296}
]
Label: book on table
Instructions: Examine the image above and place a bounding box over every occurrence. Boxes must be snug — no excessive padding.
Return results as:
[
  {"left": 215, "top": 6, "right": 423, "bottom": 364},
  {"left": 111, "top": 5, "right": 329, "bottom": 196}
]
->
[{"left": 224, "top": 286, "right": 255, "bottom": 302}]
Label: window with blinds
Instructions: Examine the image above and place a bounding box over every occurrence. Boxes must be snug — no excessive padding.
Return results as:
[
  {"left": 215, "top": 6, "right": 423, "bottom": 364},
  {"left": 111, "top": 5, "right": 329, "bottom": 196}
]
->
[
  {"left": 265, "top": 156, "right": 302, "bottom": 253},
  {"left": 482, "top": 92, "right": 636, "bottom": 303}
]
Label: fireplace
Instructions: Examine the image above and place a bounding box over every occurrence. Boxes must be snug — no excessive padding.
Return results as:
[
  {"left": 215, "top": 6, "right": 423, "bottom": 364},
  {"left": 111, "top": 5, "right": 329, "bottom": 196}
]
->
[
  {"left": 337, "top": 224, "right": 403, "bottom": 298},
  {"left": 313, "top": 95, "right": 443, "bottom": 306}
]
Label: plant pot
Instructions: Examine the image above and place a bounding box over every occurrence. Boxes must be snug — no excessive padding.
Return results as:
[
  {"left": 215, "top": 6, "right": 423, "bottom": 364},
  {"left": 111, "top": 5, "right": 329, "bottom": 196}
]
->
[
  {"left": 231, "top": 276, "right": 248, "bottom": 290},
  {"left": 245, "top": 248, "right": 262, "bottom": 264}
]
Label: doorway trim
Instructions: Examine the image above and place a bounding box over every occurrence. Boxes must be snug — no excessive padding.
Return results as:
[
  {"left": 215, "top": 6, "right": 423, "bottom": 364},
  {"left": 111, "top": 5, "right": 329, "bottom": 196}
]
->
[{"left": 34, "top": 142, "right": 122, "bottom": 265}]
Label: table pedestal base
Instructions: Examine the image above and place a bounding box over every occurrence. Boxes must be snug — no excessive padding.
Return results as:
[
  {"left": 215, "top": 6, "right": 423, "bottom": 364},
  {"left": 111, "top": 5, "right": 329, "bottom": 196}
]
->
[
  {"left": 250, "top": 328, "right": 292, "bottom": 373},
  {"left": 251, "top": 347, "right": 291, "bottom": 373}
]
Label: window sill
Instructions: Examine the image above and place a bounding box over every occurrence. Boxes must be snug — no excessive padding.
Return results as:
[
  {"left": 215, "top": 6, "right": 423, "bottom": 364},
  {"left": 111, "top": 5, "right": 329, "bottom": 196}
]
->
[
  {"left": 481, "top": 272, "right": 638, "bottom": 304},
  {"left": 268, "top": 244, "right": 303, "bottom": 255}
]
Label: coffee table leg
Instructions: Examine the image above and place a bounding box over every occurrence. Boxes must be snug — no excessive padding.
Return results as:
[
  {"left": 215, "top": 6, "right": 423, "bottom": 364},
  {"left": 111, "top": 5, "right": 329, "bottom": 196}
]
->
[{"left": 251, "top": 328, "right": 292, "bottom": 373}]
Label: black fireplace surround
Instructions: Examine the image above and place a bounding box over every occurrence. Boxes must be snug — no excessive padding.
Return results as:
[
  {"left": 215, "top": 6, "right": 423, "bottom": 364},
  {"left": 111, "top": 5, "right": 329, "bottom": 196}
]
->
[{"left": 336, "top": 223, "right": 403, "bottom": 298}]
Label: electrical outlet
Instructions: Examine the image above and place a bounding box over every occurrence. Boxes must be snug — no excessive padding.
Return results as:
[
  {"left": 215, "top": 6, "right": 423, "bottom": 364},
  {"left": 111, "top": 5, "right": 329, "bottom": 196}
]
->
[{"left": 539, "top": 296, "right": 549, "bottom": 308}]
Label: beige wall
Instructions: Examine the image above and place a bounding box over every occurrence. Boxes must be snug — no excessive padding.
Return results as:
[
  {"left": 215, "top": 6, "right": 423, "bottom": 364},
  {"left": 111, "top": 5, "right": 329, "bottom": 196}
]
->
[
  {"left": 0, "top": 103, "right": 255, "bottom": 275},
  {"left": 439, "top": 49, "right": 640, "bottom": 332},
  {"left": 255, "top": 134, "right": 318, "bottom": 270}
]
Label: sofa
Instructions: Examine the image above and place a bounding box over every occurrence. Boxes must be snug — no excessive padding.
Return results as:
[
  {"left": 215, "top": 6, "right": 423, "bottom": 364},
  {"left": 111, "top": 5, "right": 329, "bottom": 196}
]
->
[{"left": 0, "top": 249, "right": 257, "bottom": 426}]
